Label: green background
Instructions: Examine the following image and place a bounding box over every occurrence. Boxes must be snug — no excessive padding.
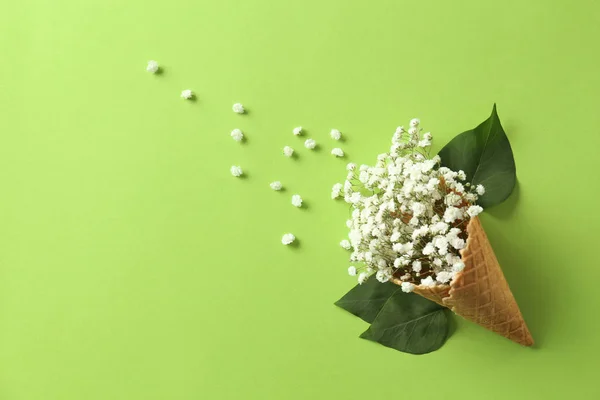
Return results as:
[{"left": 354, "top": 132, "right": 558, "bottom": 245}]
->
[{"left": 1, "top": 0, "right": 599, "bottom": 399}]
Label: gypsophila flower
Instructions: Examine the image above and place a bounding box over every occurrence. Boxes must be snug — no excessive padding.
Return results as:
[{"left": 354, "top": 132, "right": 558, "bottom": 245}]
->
[
  {"left": 436, "top": 271, "right": 453, "bottom": 284},
  {"left": 348, "top": 266, "right": 357, "bottom": 276},
  {"left": 357, "top": 272, "right": 369, "bottom": 285},
  {"left": 476, "top": 184, "right": 486, "bottom": 195},
  {"left": 340, "top": 239, "right": 352, "bottom": 250},
  {"left": 291, "top": 194, "right": 303, "bottom": 207},
  {"left": 331, "top": 148, "right": 344, "bottom": 157},
  {"left": 467, "top": 205, "right": 483, "bottom": 217},
  {"left": 181, "top": 89, "right": 193, "bottom": 99},
  {"left": 376, "top": 270, "right": 391, "bottom": 283},
  {"left": 282, "top": 233, "right": 295, "bottom": 245},
  {"left": 331, "top": 183, "right": 343, "bottom": 199},
  {"left": 304, "top": 139, "right": 316, "bottom": 149},
  {"left": 293, "top": 126, "right": 303, "bottom": 136},
  {"left": 230, "top": 166, "right": 243, "bottom": 177},
  {"left": 453, "top": 262, "right": 465, "bottom": 272},
  {"left": 232, "top": 103, "right": 245, "bottom": 114},
  {"left": 330, "top": 129, "right": 342, "bottom": 140},
  {"left": 412, "top": 260, "right": 422, "bottom": 273},
  {"left": 231, "top": 129, "right": 244, "bottom": 142},
  {"left": 146, "top": 60, "right": 159, "bottom": 73},
  {"left": 283, "top": 146, "right": 294, "bottom": 157},
  {"left": 421, "top": 276, "right": 436, "bottom": 287},
  {"left": 410, "top": 118, "right": 420, "bottom": 127},
  {"left": 270, "top": 181, "right": 282, "bottom": 191},
  {"left": 337, "top": 117, "right": 484, "bottom": 289},
  {"left": 401, "top": 282, "right": 415, "bottom": 293}
]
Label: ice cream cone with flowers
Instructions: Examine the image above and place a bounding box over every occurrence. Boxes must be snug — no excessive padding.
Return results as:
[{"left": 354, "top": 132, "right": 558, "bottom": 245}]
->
[{"left": 334, "top": 115, "right": 533, "bottom": 347}]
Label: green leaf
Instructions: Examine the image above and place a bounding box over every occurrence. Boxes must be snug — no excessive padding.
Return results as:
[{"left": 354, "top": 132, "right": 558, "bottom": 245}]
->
[
  {"left": 437, "top": 104, "right": 516, "bottom": 208},
  {"left": 336, "top": 281, "right": 449, "bottom": 354},
  {"left": 360, "top": 292, "right": 448, "bottom": 355},
  {"left": 335, "top": 279, "right": 400, "bottom": 323}
]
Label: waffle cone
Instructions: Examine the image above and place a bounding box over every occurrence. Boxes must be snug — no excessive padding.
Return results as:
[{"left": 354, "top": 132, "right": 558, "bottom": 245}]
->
[{"left": 392, "top": 217, "right": 533, "bottom": 346}]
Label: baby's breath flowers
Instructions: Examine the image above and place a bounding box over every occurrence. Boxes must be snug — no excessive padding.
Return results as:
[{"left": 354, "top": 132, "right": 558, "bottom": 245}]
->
[
  {"left": 146, "top": 60, "right": 159, "bottom": 73},
  {"left": 331, "top": 148, "right": 344, "bottom": 157},
  {"left": 282, "top": 233, "right": 296, "bottom": 245},
  {"left": 330, "top": 129, "right": 342, "bottom": 140},
  {"left": 231, "top": 129, "right": 244, "bottom": 142},
  {"left": 283, "top": 146, "right": 294, "bottom": 157},
  {"left": 232, "top": 103, "right": 245, "bottom": 114},
  {"left": 304, "top": 139, "right": 316, "bottom": 150},
  {"left": 340, "top": 118, "right": 485, "bottom": 287},
  {"left": 331, "top": 183, "right": 343, "bottom": 199},
  {"left": 270, "top": 181, "right": 282, "bottom": 191},
  {"left": 291, "top": 194, "right": 303, "bottom": 207},
  {"left": 348, "top": 266, "right": 357, "bottom": 276},
  {"left": 293, "top": 126, "right": 303, "bottom": 136},
  {"left": 401, "top": 282, "right": 415, "bottom": 293},
  {"left": 181, "top": 89, "right": 193, "bottom": 99},
  {"left": 340, "top": 240, "right": 351, "bottom": 250},
  {"left": 230, "top": 165, "right": 243, "bottom": 177}
]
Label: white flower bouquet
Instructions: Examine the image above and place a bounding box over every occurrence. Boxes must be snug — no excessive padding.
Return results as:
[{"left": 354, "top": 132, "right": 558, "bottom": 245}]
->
[{"left": 335, "top": 105, "right": 533, "bottom": 354}]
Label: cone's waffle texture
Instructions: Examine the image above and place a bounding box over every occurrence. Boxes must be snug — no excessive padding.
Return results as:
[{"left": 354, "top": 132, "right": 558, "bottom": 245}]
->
[{"left": 392, "top": 217, "right": 534, "bottom": 346}]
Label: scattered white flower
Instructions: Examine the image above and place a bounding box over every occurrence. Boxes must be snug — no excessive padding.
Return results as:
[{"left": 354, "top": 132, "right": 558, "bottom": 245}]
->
[
  {"left": 348, "top": 266, "right": 357, "bottom": 276},
  {"left": 304, "top": 139, "right": 316, "bottom": 149},
  {"left": 270, "top": 181, "right": 282, "bottom": 191},
  {"left": 283, "top": 146, "right": 294, "bottom": 157},
  {"left": 420, "top": 276, "right": 436, "bottom": 287},
  {"left": 230, "top": 129, "right": 244, "bottom": 142},
  {"left": 232, "top": 103, "right": 245, "bottom": 114},
  {"left": 181, "top": 89, "right": 193, "bottom": 99},
  {"left": 330, "top": 129, "right": 342, "bottom": 140},
  {"left": 281, "top": 233, "right": 296, "bottom": 245},
  {"left": 146, "top": 60, "right": 159, "bottom": 73},
  {"left": 340, "top": 239, "right": 352, "bottom": 250},
  {"left": 401, "top": 282, "right": 415, "bottom": 293},
  {"left": 346, "top": 163, "right": 356, "bottom": 171},
  {"left": 291, "top": 194, "right": 303, "bottom": 207},
  {"left": 331, "top": 183, "right": 343, "bottom": 199},
  {"left": 357, "top": 272, "right": 369, "bottom": 285},
  {"left": 410, "top": 118, "right": 420, "bottom": 127},
  {"left": 467, "top": 205, "right": 483, "bottom": 217},
  {"left": 293, "top": 126, "right": 303, "bottom": 136},
  {"left": 331, "top": 148, "right": 344, "bottom": 157},
  {"left": 230, "top": 166, "right": 243, "bottom": 177},
  {"left": 476, "top": 184, "right": 486, "bottom": 195}
]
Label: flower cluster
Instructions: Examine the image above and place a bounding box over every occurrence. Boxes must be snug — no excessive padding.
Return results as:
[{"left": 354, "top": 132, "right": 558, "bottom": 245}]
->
[
  {"left": 304, "top": 139, "right": 316, "bottom": 149},
  {"left": 338, "top": 119, "right": 484, "bottom": 289},
  {"left": 283, "top": 146, "right": 294, "bottom": 157},
  {"left": 330, "top": 129, "right": 342, "bottom": 140},
  {"left": 331, "top": 148, "right": 344, "bottom": 157},
  {"left": 181, "top": 89, "right": 193, "bottom": 99},
  {"left": 231, "top": 129, "right": 244, "bottom": 142},
  {"left": 146, "top": 60, "right": 159, "bottom": 73},
  {"left": 233, "top": 103, "right": 245, "bottom": 114}
]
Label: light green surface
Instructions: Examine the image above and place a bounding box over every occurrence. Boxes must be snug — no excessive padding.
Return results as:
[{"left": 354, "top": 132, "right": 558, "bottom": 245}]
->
[{"left": 1, "top": 0, "right": 599, "bottom": 399}]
